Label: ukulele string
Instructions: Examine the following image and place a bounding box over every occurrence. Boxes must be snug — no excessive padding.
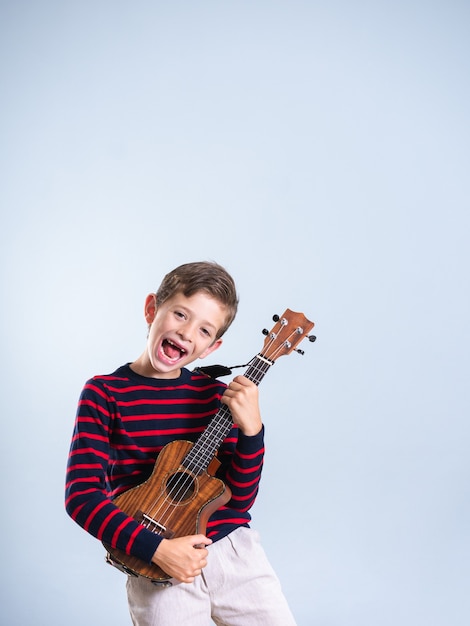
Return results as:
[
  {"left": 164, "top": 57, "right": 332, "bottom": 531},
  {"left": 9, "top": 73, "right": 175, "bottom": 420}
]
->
[
  {"left": 141, "top": 371, "right": 258, "bottom": 530},
  {"left": 142, "top": 465, "right": 196, "bottom": 532},
  {"left": 141, "top": 343, "right": 280, "bottom": 532},
  {"left": 143, "top": 405, "right": 235, "bottom": 530},
  {"left": 153, "top": 357, "right": 270, "bottom": 523}
]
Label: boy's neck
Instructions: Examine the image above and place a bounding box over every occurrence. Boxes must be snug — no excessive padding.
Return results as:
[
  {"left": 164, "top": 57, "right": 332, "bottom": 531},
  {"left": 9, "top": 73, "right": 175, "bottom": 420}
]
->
[{"left": 129, "top": 357, "right": 182, "bottom": 380}]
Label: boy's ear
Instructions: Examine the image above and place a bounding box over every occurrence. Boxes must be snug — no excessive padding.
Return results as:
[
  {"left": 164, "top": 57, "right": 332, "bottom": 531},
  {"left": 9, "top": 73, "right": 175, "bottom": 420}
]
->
[
  {"left": 199, "top": 338, "right": 223, "bottom": 360},
  {"left": 144, "top": 293, "right": 158, "bottom": 324}
]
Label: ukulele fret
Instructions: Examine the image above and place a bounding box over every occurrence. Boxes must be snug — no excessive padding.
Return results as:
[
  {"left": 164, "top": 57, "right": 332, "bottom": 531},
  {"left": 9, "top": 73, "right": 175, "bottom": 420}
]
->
[
  {"left": 183, "top": 412, "right": 233, "bottom": 473},
  {"left": 183, "top": 355, "right": 273, "bottom": 473},
  {"left": 182, "top": 354, "right": 273, "bottom": 475}
]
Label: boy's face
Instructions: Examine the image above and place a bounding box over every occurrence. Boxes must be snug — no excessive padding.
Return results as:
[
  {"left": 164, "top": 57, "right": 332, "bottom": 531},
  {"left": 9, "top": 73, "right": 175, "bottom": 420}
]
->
[{"left": 142, "top": 291, "right": 226, "bottom": 379}]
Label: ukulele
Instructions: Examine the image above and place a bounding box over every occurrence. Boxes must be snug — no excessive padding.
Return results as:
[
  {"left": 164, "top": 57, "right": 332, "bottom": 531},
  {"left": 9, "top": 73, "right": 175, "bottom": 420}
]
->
[{"left": 104, "top": 309, "right": 315, "bottom": 584}]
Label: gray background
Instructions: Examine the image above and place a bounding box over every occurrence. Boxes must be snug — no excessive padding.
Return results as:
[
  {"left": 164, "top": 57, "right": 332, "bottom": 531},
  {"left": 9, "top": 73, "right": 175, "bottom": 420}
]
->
[{"left": 1, "top": 1, "right": 469, "bottom": 625}]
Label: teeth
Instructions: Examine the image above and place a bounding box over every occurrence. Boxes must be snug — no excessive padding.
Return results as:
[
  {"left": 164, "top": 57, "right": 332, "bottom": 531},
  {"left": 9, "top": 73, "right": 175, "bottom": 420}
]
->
[{"left": 167, "top": 339, "right": 186, "bottom": 354}]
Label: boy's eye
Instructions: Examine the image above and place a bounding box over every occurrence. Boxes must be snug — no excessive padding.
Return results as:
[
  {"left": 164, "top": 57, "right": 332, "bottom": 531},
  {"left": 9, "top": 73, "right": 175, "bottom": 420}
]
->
[
  {"left": 174, "top": 311, "right": 185, "bottom": 319},
  {"left": 201, "top": 328, "right": 211, "bottom": 337}
]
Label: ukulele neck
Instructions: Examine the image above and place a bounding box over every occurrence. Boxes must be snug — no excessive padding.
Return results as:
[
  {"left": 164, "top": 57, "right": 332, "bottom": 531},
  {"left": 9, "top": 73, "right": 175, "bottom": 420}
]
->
[{"left": 182, "top": 354, "right": 273, "bottom": 474}]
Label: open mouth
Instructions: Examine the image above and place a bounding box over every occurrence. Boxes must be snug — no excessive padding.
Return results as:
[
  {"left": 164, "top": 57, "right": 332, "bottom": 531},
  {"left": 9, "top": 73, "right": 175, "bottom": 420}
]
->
[{"left": 161, "top": 338, "right": 187, "bottom": 362}]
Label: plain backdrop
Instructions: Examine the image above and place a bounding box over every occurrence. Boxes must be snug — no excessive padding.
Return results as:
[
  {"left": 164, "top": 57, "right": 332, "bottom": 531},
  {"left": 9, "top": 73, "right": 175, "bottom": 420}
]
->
[{"left": 1, "top": 2, "right": 469, "bottom": 625}]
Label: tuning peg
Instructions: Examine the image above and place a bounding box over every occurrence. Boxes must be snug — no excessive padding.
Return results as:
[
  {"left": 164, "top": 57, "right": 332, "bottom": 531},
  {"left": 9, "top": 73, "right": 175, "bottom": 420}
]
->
[
  {"left": 308, "top": 335, "right": 317, "bottom": 342},
  {"left": 272, "top": 314, "right": 280, "bottom": 322},
  {"left": 295, "top": 349, "right": 305, "bottom": 355},
  {"left": 262, "top": 328, "right": 269, "bottom": 336}
]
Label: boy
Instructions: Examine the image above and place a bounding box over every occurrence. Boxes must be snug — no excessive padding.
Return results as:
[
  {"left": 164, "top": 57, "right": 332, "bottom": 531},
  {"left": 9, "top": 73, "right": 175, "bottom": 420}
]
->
[{"left": 65, "top": 261, "right": 297, "bottom": 625}]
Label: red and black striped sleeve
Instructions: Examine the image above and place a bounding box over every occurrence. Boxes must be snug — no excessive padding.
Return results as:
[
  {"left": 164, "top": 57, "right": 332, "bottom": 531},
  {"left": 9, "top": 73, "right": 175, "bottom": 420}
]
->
[{"left": 64, "top": 379, "right": 162, "bottom": 563}]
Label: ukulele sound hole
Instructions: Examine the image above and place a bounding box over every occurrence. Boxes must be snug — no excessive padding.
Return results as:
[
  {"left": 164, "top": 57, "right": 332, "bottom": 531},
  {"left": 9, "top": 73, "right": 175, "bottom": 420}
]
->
[{"left": 165, "top": 471, "right": 196, "bottom": 504}]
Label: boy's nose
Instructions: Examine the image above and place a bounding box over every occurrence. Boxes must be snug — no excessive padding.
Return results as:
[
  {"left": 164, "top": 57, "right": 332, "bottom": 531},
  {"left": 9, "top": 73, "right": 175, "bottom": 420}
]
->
[{"left": 177, "top": 323, "right": 193, "bottom": 342}]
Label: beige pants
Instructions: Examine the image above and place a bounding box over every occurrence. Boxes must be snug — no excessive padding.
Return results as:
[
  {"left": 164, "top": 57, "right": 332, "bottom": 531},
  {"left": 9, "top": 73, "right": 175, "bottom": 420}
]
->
[{"left": 127, "top": 527, "right": 297, "bottom": 626}]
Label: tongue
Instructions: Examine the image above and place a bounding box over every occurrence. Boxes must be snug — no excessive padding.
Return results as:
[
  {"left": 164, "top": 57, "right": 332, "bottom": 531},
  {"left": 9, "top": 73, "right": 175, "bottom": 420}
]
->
[{"left": 163, "top": 340, "right": 181, "bottom": 360}]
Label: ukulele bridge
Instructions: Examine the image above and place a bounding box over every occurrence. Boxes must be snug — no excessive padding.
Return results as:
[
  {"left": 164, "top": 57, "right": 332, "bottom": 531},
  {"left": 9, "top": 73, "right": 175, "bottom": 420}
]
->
[{"left": 136, "top": 511, "right": 175, "bottom": 539}]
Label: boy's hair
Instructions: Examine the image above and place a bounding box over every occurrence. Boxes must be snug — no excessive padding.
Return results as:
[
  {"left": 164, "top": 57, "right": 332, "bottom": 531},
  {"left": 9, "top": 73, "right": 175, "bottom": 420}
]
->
[{"left": 156, "top": 261, "right": 239, "bottom": 338}]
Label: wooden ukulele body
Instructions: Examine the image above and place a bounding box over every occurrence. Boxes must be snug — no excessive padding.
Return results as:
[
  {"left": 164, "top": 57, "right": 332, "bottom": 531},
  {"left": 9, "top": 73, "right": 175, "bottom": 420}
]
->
[{"left": 104, "top": 439, "right": 231, "bottom": 583}]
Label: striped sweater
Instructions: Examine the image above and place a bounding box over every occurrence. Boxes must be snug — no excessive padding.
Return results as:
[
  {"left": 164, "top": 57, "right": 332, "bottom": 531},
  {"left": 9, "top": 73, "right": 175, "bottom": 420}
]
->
[{"left": 65, "top": 364, "right": 264, "bottom": 564}]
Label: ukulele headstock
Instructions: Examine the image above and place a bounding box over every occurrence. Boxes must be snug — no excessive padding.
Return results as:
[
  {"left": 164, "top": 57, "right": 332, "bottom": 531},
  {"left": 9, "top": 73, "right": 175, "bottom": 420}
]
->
[
  {"left": 261, "top": 309, "right": 315, "bottom": 363},
  {"left": 194, "top": 309, "right": 315, "bottom": 379}
]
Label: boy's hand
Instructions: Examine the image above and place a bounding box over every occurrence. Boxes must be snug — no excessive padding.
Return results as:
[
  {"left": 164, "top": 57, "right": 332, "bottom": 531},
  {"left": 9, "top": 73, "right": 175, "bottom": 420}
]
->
[
  {"left": 152, "top": 535, "right": 212, "bottom": 583},
  {"left": 221, "top": 375, "right": 263, "bottom": 436}
]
